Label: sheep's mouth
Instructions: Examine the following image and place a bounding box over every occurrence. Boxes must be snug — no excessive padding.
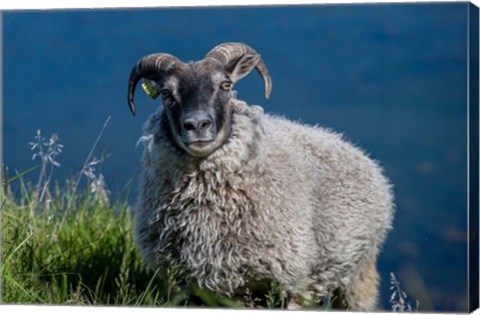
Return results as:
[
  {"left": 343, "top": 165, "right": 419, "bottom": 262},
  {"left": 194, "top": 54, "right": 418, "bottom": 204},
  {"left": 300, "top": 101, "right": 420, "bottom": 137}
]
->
[
  {"left": 181, "top": 131, "right": 216, "bottom": 145},
  {"left": 182, "top": 139, "right": 219, "bottom": 157},
  {"left": 186, "top": 140, "right": 215, "bottom": 149},
  {"left": 183, "top": 138, "right": 216, "bottom": 149},
  {"left": 184, "top": 139, "right": 214, "bottom": 146}
]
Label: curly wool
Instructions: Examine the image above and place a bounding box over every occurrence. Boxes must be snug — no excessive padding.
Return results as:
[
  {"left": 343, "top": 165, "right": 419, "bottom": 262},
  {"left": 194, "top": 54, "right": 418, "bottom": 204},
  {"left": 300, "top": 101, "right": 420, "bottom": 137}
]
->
[{"left": 134, "top": 99, "right": 394, "bottom": 301}]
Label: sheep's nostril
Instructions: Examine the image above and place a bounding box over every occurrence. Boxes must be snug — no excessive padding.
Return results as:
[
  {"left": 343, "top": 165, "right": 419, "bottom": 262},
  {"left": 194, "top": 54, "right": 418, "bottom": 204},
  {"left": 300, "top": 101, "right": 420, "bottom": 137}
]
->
[
  {"left": 198, "top": 120, "right": 212, "bottom": 131},
  {"left": 183, "top": 119, "right": 197, "bottom": 131}
]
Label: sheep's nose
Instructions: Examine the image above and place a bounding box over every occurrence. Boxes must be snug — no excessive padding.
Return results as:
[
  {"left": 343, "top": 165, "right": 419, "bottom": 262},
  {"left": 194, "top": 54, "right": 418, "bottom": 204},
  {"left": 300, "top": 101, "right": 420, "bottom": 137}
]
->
[{"left": 183, "top": 112, "right": 213, "bottom": 133}]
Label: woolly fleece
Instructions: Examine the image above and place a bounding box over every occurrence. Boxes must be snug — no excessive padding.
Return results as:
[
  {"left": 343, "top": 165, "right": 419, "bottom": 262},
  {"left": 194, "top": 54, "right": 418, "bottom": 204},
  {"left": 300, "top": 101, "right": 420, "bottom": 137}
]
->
[{"left": 134, "top": 99, "right": 394, "bottom": 310}]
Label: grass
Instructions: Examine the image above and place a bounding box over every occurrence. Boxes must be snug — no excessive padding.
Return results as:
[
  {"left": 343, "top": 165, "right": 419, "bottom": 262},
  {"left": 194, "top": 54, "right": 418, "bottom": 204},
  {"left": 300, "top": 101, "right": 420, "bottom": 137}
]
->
[{"left": 2, "top": 179, "right": 158, "bottom": 305}]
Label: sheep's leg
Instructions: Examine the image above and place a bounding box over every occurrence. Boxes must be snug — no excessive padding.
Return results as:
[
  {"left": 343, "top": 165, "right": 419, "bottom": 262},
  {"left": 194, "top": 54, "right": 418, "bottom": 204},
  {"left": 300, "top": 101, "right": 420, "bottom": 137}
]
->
[{"left": 338, "top": 258, "right": 379, "bottom": 311}]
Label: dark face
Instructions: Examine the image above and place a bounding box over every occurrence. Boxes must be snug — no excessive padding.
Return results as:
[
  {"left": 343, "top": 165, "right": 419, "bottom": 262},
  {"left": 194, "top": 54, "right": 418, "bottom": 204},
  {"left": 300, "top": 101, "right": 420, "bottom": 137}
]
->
[
  {"left": 128, "top": 44, "right": 272, "bottom": 155},
  {"left": 159, "top": 60, "right": 234, "bottom": 157}
]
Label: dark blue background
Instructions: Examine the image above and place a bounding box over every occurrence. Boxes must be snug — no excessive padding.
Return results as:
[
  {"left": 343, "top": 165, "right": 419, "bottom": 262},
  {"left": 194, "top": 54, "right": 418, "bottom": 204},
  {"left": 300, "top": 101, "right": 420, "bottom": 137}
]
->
[{"left": 2, "top": 3, "right": 469, "bottom": 311}]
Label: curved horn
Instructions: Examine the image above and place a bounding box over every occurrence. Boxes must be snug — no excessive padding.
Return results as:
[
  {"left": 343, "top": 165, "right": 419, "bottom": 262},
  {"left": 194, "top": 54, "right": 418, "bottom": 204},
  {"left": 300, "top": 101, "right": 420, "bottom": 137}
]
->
[
  {"left": 205, "top": 42, "right": 272, "bottom": 99},
  {"left": 127, "top": 53, "right": 182, "bottom": 116}
]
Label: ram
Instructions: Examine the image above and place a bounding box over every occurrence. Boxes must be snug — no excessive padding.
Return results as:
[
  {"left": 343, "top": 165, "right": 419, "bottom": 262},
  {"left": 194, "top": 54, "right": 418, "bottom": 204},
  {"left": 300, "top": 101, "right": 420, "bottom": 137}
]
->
[{"left": 127, "top": 42, "right": 394, "bottom": 310}]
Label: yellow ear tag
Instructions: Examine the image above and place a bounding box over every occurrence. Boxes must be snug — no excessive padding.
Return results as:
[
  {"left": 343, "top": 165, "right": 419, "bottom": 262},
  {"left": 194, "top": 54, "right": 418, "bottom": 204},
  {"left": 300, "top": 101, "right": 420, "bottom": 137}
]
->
[{"left": 141, "top": 80, "right": 160, "bottom": 99}]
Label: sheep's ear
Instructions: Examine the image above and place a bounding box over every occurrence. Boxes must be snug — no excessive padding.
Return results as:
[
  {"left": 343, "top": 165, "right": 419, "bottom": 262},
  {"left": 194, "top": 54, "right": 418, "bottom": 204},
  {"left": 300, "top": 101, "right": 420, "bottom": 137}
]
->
[{"left": 225, "top": 54, "right": 261, "bottom": 83}]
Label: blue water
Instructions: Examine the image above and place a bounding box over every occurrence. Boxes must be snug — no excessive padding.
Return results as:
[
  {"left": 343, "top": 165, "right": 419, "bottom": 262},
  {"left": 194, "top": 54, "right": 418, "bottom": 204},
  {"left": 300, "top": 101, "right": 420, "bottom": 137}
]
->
[{"left": 2, "top": 3, "right": 470, "bottom": 311}]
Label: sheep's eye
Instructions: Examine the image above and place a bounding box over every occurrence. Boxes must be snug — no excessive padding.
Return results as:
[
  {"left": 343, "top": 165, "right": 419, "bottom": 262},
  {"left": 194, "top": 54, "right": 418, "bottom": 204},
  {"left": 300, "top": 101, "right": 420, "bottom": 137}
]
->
[
  {"left": 160, "top": 89, "right": 171, "bottom": 98},
  {"left": 220, "top": 81, "right": 232, "bottom": 91}
]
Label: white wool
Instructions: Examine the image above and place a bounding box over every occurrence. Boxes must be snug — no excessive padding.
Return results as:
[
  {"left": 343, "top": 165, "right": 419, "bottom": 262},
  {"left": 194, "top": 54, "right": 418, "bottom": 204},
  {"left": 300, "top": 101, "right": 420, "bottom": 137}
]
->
[{"left": 134, "top": 99, "right": 394, "bottom": 310}]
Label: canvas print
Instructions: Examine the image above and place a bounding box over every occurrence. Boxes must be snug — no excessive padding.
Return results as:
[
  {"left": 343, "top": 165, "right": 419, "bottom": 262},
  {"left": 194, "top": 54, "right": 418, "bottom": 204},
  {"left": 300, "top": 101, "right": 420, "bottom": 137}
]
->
[{"left": 1, "top": 2, "right": 479, "bottom": 313}]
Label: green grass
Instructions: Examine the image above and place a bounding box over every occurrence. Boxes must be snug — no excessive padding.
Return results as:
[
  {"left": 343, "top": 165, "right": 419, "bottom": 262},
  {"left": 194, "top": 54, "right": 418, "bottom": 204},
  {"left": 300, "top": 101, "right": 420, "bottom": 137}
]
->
[{"left": 2, "top": 180, "right": 166, "bottom": 305}]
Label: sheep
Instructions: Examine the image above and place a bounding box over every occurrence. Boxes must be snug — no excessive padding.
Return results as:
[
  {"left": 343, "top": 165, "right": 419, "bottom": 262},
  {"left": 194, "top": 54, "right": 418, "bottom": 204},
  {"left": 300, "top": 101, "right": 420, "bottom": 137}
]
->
[{"left": 127, "top": 42, "right": 394, "bottom": 310}]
